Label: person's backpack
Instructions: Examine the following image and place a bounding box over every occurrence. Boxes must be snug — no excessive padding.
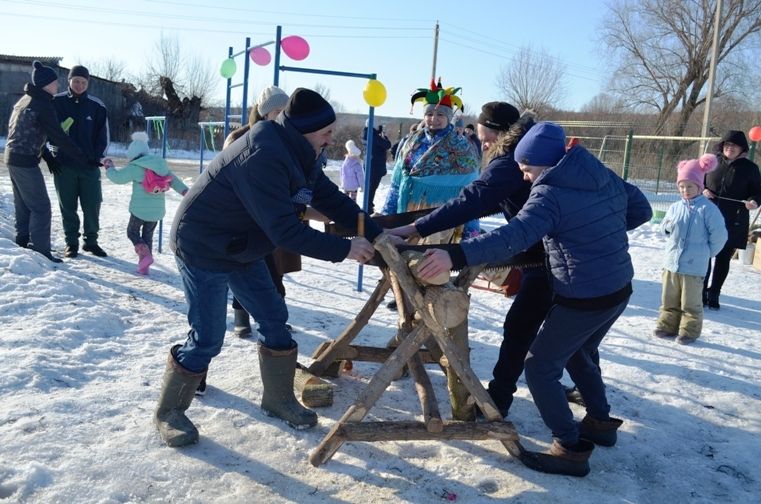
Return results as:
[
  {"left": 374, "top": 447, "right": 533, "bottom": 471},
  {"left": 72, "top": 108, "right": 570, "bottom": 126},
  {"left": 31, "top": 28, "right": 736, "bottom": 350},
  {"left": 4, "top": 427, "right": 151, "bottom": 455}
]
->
[{"left": 142, "top": 169, "right": 173, "bottom": 194}]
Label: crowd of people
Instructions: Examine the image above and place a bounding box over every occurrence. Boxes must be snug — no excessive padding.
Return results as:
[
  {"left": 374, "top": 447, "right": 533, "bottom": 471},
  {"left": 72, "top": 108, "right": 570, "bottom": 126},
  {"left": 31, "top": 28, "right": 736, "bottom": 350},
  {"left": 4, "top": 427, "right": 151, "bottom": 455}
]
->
[{"left": 4, "top": 60, "right": 761, "bottom": 478}]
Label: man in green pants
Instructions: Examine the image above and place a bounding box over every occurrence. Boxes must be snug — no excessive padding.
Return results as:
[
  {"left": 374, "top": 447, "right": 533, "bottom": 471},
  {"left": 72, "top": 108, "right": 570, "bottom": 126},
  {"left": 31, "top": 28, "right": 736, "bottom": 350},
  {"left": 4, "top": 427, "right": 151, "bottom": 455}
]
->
[{"left": 51, "top": 65, "right": 110, "bottom": 257}]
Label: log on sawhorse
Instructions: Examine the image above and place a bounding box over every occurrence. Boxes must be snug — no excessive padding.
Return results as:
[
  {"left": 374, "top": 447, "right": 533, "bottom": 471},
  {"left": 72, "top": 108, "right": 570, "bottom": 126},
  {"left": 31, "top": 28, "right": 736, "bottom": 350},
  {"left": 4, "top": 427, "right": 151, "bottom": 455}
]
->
[{"left": 309, "top": 234, "right": 526, "bottom": 467}]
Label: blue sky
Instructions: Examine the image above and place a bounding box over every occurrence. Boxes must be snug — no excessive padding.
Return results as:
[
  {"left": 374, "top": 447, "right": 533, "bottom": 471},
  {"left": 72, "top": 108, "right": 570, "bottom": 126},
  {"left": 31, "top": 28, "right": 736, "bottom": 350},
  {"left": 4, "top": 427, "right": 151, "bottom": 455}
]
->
[{"left": 1, "top": 0, "right": 609, "bottom": 118}]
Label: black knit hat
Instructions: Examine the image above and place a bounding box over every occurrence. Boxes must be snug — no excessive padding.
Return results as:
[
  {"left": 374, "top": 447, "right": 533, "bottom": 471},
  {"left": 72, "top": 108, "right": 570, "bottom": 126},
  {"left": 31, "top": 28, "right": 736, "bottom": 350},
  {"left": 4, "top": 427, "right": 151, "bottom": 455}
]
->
[
  {"left": 718, "top": 130, "right": 749, "bottom": 153},
  {"left": 284, "top": 88, "right": 336, "bottom": 134},
  {"left": 31, "top": 61, "right": 58, "bottom": 88},
  {"left": 68, "top": 65, "right": 90, "bottom": 80},
  {"left": 478, "top": 102, "right": 520, "bottom": 131}
]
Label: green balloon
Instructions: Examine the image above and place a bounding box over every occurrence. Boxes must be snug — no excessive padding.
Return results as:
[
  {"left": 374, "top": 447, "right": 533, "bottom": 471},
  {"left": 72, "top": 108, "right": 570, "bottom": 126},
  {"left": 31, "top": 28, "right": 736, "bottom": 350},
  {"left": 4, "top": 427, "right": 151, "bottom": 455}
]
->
[{"left": 220, "top": 58, "right": 237, "bottom": 79}]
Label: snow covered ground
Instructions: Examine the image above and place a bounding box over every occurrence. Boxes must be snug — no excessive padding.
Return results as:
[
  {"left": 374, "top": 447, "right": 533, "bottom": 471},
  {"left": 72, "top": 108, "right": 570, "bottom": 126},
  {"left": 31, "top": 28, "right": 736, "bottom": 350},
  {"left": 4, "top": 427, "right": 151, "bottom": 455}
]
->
[{"left": 1, "top": 155, "right": 760, "bottom": 503}]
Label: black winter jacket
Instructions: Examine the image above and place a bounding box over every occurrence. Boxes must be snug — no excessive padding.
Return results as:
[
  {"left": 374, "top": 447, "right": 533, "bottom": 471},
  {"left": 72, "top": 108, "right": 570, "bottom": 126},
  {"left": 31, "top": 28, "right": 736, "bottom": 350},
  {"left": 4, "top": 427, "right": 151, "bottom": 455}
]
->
[
  {"left": 704, "top": 155, "right": 761, "bottom": 249},
  {"left": 362, "top": 126, "right": 391, "bottom": 179},
  {"left": 4, "top": 83, "right": 88, "bottom": 168},
  {"left": 51, "top": 88, "right": 109, "bottom": 166},
  {"left": 171, "top": 114, "right": 383, "bottom": 271}
]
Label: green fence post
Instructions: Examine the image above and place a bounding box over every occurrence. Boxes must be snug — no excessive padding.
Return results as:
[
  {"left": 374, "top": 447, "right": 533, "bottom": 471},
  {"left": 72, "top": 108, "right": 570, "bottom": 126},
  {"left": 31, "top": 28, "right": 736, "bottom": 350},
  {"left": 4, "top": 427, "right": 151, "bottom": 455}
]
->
[
  {"left": 655, "top": 142, "right": 665, "bottom": 194},
  {"left": 622, "top": 129, "right": 633, "bottom": 181},
  {"left": 598, "top": 135, "right": 609, "bottom": 162},
  {"left": 750, "top": 141, "right": 757, "bottom": 163}
]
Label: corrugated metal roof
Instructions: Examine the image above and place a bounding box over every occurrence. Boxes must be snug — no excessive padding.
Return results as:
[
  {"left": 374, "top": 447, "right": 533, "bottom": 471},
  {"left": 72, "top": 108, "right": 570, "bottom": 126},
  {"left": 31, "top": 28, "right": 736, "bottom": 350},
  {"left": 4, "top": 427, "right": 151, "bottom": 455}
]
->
[{"left": 0, "top": 54, "right": 63, "bottom": 64}]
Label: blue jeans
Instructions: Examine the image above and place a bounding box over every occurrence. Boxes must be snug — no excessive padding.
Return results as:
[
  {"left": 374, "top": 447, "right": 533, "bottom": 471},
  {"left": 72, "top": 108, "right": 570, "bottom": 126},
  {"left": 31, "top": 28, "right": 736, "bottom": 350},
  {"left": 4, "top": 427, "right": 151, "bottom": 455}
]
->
[
  {"left": 524, "top": 297, "right": 629, "bottom": 445},
  {"left": 174, "top": 256, "right": 292, "bottom": 373}
]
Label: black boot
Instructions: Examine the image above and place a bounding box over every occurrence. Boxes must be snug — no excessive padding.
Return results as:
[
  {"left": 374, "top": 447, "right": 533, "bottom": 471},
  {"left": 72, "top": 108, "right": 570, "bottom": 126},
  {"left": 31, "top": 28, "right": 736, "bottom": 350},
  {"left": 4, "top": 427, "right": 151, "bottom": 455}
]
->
[
  {"left": 83, "top": 243, "right": 108, "bottom": 257},
  {"left": 564, "top": 385, "right": 586, "bottom": 406},
  {"left": 706, "top": 290, "right": 720, "bottom": 310},
  {"left": 233, "top": 308, "right": 252, "bottom": 338}
]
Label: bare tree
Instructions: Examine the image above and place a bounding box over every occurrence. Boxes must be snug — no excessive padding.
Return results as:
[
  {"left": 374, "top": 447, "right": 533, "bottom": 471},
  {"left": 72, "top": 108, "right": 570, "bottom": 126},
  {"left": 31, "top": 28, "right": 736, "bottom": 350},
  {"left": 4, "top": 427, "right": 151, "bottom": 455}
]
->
[
  {"left": 83, "top": 58, "right": 129, "bottom": 82},
  {"left": 314, "top": 83, "right": 345, "bottom": 113},
  {"left": 601, "top": 0, "right": 761, "bottom": 136},
  {"left": 138, "top": 33, "right": 217, "bottom": 107},
  {"left": 495, "top": 45, "right": 567, "bottom": 116},
  {"left": 580, "top": 93, "right": 627, "bottom": 114}
]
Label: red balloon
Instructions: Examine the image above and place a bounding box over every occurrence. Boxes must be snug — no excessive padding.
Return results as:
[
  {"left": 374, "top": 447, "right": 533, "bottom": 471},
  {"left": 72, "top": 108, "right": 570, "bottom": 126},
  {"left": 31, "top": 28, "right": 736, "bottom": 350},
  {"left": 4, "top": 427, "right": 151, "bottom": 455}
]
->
[
  {"left": 249, "top": 47, "right": 271, "bottom": 66},
  {"left": 281, "top": 35, "right": 310, "bottom": 61},
  {"left": 749, "top": 126, "right": 761, "bottom": 143}
]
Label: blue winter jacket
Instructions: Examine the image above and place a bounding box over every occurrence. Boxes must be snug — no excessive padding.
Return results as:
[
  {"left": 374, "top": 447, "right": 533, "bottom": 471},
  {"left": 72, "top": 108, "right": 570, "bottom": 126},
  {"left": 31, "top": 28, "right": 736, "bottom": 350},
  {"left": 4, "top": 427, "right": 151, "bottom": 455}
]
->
[
  {"left": 461, "top": 146, "right": 652, "bottom": 300},
  {"left": 170, "top": 114, "right": 383, "bottom": 271},
  {"left": 661, "top": 195, "right": 727, "bottom": 276}
]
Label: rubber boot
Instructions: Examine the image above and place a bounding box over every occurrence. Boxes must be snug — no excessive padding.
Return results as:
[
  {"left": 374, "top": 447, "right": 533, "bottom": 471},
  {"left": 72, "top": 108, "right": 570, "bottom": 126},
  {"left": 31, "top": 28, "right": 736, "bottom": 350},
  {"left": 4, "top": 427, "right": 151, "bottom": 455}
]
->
[
  {"left": 154, "top": 345, "right": 206, "bottom": 447},
  {"left": 579, "top": 414, "right": 623, "bottom": 447},
  {"left": 520, "top": 439, "right": 594, "bottom": 477},
  {"left": 258, "top": 343, "right": 318, "bottom": 429},
  {"left": 233, "top": 308, "right": 252, "bottom": 338},
  {"left": 135, "top": 243, "right": 154, "bottom": 275}
]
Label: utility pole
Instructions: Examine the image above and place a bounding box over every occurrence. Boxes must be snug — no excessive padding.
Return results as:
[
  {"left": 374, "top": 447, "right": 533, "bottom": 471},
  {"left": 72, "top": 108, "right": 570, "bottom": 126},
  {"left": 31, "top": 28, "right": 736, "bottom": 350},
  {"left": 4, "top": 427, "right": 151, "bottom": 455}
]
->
[
  {"left": 431, "top": 21, "right": 439, "bottom": 82},
  {"left": 700, "top": 0, "right": 722, "bottom": 154}
]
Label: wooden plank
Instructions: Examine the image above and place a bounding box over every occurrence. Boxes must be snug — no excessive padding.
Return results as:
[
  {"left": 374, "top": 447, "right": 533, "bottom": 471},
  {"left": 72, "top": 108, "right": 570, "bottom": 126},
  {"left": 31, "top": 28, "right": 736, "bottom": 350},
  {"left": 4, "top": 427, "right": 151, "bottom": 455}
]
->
[
  {"left": 308, "top": 276, "right": 391, "bottom": 376},
  {"left": 329, "top": 345, "right": 437, "bottom": 364},
  {"left": 309, "top": 324, "right": 431, "bottom": 467},
  {"left": 339, "top": 420, "right": 518, "bottom": 442}
]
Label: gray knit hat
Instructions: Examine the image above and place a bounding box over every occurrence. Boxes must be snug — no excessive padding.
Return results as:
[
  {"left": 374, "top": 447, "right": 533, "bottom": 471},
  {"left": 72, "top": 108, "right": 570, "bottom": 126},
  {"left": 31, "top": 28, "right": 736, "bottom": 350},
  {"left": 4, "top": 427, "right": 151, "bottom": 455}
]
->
[{"left": 257, "top": 86, "right": 289, "bottom": 118}]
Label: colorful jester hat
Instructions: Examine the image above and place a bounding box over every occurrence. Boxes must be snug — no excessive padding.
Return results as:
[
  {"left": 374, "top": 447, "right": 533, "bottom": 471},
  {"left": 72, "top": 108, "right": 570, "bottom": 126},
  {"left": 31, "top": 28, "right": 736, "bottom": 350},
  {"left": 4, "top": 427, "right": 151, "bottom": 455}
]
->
[{"left": 410, "top": 78, "right": 464, "bottom": 114}]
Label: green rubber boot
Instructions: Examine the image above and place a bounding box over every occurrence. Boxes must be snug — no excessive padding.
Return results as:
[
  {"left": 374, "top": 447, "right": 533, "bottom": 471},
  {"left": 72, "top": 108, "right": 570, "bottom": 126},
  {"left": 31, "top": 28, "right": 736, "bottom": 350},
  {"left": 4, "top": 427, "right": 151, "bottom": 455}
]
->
[
  {"left": 258, "top": 343, "right": 318, "bottom": 429},
  {"left": 154, "top": 345, "right": 206, "bottom": 447}
]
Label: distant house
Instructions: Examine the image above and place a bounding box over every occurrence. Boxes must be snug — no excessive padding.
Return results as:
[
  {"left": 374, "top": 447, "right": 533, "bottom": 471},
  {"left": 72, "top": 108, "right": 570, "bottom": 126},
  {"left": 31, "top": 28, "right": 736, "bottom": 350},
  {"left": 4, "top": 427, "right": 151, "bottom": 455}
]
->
[{"left": 0, "top": 54, "right": 130, "bottom": 140}]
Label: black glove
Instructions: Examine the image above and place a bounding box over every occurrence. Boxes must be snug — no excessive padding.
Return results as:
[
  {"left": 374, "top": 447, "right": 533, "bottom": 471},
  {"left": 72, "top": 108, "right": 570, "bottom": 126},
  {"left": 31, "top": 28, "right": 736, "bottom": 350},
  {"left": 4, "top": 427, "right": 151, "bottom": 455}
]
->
[{"left": 46, "top": 159, "right": 62, "bottom": 175}]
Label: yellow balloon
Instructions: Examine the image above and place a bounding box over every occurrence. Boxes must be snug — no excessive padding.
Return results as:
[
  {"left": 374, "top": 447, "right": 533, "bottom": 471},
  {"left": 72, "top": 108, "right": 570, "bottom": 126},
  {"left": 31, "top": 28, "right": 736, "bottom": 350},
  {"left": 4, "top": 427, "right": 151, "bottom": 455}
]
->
[{"left": 363, "top": 79, "right": 387, "bottom": 108}]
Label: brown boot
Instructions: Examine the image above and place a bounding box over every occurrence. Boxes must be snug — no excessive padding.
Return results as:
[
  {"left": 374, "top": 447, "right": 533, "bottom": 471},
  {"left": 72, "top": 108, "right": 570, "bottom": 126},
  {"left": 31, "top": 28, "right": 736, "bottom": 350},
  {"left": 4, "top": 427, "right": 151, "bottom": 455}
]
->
[
  {"left": 579, "top": 414, "right": 624, "bottom": 447},
  {"left": 154, "top": 345, "right": 206, "bottom": 447},
  {"left": 520, "top": 439, "right": 594, "bottom": 477}
]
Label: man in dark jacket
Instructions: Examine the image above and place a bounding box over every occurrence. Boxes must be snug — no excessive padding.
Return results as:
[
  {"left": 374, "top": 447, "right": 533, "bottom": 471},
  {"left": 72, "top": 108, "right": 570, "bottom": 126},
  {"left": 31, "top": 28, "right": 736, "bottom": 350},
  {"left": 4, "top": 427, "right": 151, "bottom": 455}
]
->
[
  {"left": 154, "top": 88, "right": 382, "bottom": 448},
  {"left": 51, "top": 65, "right": 110, "bottom": 258},
  {"left": 362, "top": 121, "right": 391, "bottom": 213},
  {"left": 702, "top": 130, "right": 761, "bottom": 309},
  {"left": 4, "top": 61, "right": 92, "bottom": 262},
  {"left": 416, "top": 122, "right": 652, "bottom": 477}
]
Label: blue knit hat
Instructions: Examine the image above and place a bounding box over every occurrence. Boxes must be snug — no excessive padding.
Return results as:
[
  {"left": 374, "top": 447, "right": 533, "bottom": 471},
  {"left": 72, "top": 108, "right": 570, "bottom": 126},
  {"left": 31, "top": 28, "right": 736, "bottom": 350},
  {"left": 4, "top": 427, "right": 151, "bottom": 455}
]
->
[
  {"left": 284, "top": 88, "right": 336, "bottom": 134},
  {"left": 31, "top": 61, "right": 58, "bottom": 88},
  {"left": 514, "top": 122, "right": 567, "bottom": 167}
]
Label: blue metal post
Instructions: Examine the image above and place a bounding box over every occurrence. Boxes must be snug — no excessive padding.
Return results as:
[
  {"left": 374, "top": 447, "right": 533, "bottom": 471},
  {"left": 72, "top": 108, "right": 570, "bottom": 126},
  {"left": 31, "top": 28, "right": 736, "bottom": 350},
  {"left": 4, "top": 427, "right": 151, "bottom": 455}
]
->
[
  {"left": 224, "top": 46, "right": 233, "bottom": 139},
  {"left": 356, "top": 104, "right": 377, "bottom": 292},
  {"left": 158, "top": 116, "right": 168, "bottom": 253},
  {"left": 273, "top": 26, "right": 282, "bottom": 86},
  {"left": 241, "top": 37, "right": 251, "bottom": 127}
]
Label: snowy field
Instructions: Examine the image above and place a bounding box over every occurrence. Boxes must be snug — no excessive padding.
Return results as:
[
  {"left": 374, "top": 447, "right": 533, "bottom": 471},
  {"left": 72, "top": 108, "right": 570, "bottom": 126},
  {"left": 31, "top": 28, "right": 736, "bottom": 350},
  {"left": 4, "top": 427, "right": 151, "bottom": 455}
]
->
[{"left": 1, "top": 155, "right": 760, "bottom": 503}]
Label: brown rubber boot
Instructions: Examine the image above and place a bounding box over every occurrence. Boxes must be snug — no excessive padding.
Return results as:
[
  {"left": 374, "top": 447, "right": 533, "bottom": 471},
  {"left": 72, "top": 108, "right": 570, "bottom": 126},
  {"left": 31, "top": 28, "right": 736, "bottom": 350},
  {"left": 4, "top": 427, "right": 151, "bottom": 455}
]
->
[
  {"left": 258, "top": 343, "right": 318, "bottom": 429},
  {"left": 579, "top": 414, "right": 624, "bottom": 447},
  {"left": 520, "top": 439, "right": 595, "bottom": 477},
  {"left": 154, "top": 345, "right": 206, "bottom": 447}
]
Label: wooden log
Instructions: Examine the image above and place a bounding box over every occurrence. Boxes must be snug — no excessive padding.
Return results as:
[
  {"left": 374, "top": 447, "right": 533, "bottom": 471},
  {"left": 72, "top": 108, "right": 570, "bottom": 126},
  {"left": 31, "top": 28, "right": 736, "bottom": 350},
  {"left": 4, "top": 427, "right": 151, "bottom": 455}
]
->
[
  {"left": 407, "top": 352, "right": 443, "bottom": 433},
  {"left": 338, "top": 420, "right": 518, "bottom": 442},
  {"left": 445, "top": 321, "right": 475, "bottom": 421},
  {"left": 423, "top": 286, "right": 469, "bottom": 329},
  {"left": 308, "top": 276, "right": 391, "bottom": 377},
  {"left": 402, "top": 250, "right": 451, "bottom": 286},
  {"left": 309, "top": 324, "right": 431, "bottom": 467},
  {"left": 294, "top": 365, "right": 333, "bottom": 407},
  {"left": 327, "top": 345, "right": 437, "bottom": 364}
]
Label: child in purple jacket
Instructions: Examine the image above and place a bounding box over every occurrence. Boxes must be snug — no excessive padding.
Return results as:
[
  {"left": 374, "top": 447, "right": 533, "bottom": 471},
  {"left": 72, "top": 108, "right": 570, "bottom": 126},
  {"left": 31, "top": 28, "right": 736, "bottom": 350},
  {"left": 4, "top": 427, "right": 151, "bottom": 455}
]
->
[{"left": 340, "top": 140, "right": 364, "bottom": 201}]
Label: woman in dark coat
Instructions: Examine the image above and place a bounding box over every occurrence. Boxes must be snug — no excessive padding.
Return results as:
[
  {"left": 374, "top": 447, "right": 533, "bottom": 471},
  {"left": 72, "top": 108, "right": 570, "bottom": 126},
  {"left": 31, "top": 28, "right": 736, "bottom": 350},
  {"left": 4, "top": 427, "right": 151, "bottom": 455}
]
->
[{"left": 703, "top": 130, "right": 761, "bottom": 310}]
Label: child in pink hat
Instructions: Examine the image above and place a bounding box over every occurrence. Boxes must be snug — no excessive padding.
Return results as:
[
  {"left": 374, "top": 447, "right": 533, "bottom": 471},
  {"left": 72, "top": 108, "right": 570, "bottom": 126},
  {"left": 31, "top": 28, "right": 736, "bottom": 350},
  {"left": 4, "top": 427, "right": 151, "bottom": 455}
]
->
[{"left": 655, "top": 154, "right": 727, "bottom": 344}]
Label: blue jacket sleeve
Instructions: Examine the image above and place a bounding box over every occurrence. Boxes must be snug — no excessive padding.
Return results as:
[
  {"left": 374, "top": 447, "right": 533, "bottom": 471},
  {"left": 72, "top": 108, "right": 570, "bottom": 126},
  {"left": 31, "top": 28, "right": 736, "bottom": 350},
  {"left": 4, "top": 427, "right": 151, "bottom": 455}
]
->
[
  {"left": 624, "top": 180, "right": 653, "bottom": 230},
  {"left": 460, "top": 188, "right": 558, "bottom": 266},
  {"left": 311, "top": 170, "right": 383, "bottom": 241},
  {"left": 415, "top": 155, "right": 526, "bottom": 237}
]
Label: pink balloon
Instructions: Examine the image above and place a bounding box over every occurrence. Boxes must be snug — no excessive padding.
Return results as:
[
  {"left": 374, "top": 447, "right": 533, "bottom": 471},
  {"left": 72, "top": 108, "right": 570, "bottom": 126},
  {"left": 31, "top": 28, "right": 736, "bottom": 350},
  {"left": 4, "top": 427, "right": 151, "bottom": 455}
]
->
[
  {"left": 249, "top": 47, "right": 271, "bottom": 66},
  {"left": 281, "top": 35, "right": 310, "bottom": 61}
]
